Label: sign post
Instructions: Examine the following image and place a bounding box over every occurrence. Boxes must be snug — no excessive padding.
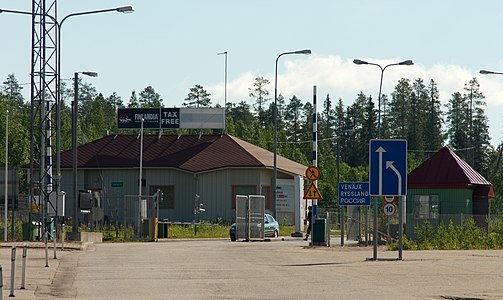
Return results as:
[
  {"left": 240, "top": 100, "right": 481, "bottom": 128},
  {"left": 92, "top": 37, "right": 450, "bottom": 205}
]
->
[
  {"left": 338, "top": 182, "right": 370, "bottom": 247},
  {"left": 303, "top": 166, "right": 323, "bottom": 246},
  {"left": 303, "top": 166, "right": 322, "bottom": 201},
  {"left": 368, "top": 139, "right": 407, "bottom": 261}
]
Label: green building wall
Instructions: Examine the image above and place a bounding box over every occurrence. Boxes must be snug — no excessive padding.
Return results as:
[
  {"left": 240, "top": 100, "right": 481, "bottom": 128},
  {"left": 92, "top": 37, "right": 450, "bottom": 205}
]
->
[{"left": 405, "top": 188, "right": 473, "bottom": 238}]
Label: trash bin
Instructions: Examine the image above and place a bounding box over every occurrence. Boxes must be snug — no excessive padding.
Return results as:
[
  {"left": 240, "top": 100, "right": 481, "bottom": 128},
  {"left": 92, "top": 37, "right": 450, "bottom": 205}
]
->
[
  {"left": 22, "top": 223, "right": 30, "bottom": 240},
  {"left": 313, "top": 218, "right": 327, "bottom": 246},
  {"left": 22, "top": 221, "right": 41, "bottom": 241},
  {"left": 158, "top": 222, "right": 169, "bottom": 238},
  {"left": 142, "top": 218, "right": 152, "bottom": 238}
]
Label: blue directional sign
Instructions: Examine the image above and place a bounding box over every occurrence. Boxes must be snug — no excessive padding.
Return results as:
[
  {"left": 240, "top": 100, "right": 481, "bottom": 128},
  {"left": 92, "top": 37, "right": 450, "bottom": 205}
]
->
[
  {"left": 338, "top": 182, "right": 370, "bottom": 206},
  {"left": 369, "top": 139, "right": 407, "bottom": 196}
]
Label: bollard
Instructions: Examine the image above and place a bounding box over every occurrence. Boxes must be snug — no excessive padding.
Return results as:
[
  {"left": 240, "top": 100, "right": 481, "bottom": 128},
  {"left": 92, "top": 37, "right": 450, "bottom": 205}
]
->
[
  {"left": 21, "top": 244, "right": 27, "bottom": 290},
  {"left": 62, "top": 223, "right": 65, "bottom": 251},
  {"left": 53, "top": 228, "right": 57, "bottom": 259},
  {"left": 9, "top": 247, "right": 16, "bottom": 297},
  {"left": 44, "top": 230, "right": 49, "bottom": 268},
  {"left": 1, "top": 264, "right": 3, "bottom": 300}
]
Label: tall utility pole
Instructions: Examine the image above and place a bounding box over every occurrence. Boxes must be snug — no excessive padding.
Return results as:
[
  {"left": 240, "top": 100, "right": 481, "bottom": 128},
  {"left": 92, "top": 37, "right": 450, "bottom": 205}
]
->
[{"left": 30, "top": 0, "right": 59, "bottom": 241}]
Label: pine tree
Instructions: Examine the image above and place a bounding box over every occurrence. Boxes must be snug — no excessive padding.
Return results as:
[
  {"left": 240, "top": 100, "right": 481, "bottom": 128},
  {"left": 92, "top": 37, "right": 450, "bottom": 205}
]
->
[
  {"left": 183, "top": 84, "right": 211, "bottom": 108},
  {"left": 2, "top": 74, "right": 24, "bottom": 106},
  {"left": 139, "top": 86, "right": 162, "bottom": 108},
  {"left": 446, "top": 91, "right": 468, "bottom": 153},
  {"left": 380, "top": 94, "right": 391, "bottom": 139},
  {"left": 128, "top": 91, "right": 139, "bottom": 108},
  {"left": 284, "top": 95, "right": 303, "bottom": 143},
  {"left": 425, "top": 79, "right": 444, "bottom": 152},
  {"left": 345, "top": 92, "right": 369, "bottom": 166},
  {"left": 248, "top": 76, "right": 271, "bottom": 127},
  {"left": 464, "top": 77, "right": 490, "bottom": 174},
  {"left": 409, "top": 78, "right": 429, "bottom": 160},
  {"left": 389, "top": 79, "right": 412, "bottom": 139}
]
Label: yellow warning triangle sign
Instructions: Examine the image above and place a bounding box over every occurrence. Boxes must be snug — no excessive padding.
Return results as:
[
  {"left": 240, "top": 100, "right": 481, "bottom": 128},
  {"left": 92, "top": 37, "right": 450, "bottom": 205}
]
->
[{"left": 303, "top": 182, "right": 323, "bottom": 200}]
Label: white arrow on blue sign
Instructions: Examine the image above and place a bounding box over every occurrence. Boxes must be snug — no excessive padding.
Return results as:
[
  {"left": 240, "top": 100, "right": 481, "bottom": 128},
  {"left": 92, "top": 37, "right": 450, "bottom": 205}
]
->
[{"left": 369, "top": 139, "right": 407, "bottom": 196}]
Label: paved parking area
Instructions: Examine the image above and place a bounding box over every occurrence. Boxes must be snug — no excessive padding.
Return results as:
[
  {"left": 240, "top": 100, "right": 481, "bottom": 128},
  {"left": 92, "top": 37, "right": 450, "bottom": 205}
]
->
[{"left": 1, "top": 239, "right": 503, "bottom": 299}]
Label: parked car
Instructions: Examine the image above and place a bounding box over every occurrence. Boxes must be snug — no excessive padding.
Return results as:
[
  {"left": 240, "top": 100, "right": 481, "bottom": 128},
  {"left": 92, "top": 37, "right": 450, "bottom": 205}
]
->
[{"left": 230, "top": 213, "right": 280, "bottom": 241}]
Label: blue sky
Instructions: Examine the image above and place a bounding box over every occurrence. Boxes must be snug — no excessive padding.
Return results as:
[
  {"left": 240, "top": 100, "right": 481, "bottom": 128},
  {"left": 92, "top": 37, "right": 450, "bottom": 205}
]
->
[{"left": 1, "top": 1, "right": 503, "bottom": 147}]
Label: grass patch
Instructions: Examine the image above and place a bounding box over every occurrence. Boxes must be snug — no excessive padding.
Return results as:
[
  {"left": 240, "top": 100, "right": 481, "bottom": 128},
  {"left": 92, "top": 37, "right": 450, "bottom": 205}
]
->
[{"left": 169, "top": 224, "right": 229, "bottom": 239}]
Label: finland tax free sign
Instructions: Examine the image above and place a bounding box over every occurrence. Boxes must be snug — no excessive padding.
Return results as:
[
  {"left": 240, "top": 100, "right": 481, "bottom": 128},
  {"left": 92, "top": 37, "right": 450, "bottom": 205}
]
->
[
  {"left": 338, "top": 182, "right": 370, "bottom": 206},
  {"left": 117, "top": 107, "right": 225, "bottom": 129}
]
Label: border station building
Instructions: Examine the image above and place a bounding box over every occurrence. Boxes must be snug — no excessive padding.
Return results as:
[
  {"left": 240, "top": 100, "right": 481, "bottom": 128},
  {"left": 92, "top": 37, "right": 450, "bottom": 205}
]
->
[{"left": 59, "top": 134, "right": 306, "bottom": 227}]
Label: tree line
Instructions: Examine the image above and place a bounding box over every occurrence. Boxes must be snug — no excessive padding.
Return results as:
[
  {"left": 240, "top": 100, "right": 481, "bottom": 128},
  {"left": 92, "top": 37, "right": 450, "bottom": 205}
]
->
[{"left": 0, "top": 73, "right": 502, "bottom": 212}]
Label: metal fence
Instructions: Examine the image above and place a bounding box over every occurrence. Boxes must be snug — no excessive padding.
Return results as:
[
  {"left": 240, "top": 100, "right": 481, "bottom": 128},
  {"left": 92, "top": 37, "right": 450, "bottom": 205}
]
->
[
  {"left": 235, "top": 195, "right": 265, "bottom": 241},
  {"left": 318, "top": 206, "right": 497, "bottom": 244}
]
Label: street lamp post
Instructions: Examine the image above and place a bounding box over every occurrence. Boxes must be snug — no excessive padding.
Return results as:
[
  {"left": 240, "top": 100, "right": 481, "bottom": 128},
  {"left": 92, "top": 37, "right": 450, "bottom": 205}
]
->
[
  {"left": 0, "top": 5, "right": 134, "bottom": 237},
  {"left": 353, "top": 58, "right": 413, "bottom": 260},
  {"left": 217, "top": 51, "right": 228, "bottom": 131},
  {"left": 480, "top": 69, "right": 503, "bottom": 76},
  {"left": 4, "top": 109, "right": 8, "bottom": 242},
  {"left": 73, "top": 71, "right": 98, "bottom": 235},
  {"left": 273, "top": 49, "right": 311, "bottom": 220},
  {"left": 353, "top": 59, "right": 413, "bottom": 138},
  {"left": 479, "top": 69, "right": 503, "bottom": 181}
]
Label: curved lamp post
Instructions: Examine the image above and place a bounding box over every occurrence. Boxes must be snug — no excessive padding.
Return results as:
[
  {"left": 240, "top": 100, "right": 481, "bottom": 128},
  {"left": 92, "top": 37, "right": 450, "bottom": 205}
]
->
[
  {"left": 480, "top": 69, "right": 503, "bottom": 76},
  {"left": 57, "top": 8, "right": 132, "bottom": 236},
  {"left": 480, "top": 69, "right": 503, "bottom": 181},
  {"left": 353, "top": 58, "right": 413, "bottom": 261},
  {"left": 273, "top": 49, "right": 311, "bottom": 220},
  {"left": 0, "top": 5, "right": 133, "bottom": 237},
  {"left": 73, "top": 71, "right": 98, "bottom": 235},
  {"left": 353, "top": 59, "right": 414, "bottom": 260},
  {"left": 217, "top": 51, "right": 228, "bottom": 131},
  {"left": 353, "top": 59, "right": 413, "bottom": 138}
]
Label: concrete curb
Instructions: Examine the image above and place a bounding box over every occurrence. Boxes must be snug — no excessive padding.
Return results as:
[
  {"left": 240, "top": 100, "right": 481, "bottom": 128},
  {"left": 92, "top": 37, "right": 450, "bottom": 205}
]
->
[{"left": 0, "top": 241, "right": 92, "bottom": 250}]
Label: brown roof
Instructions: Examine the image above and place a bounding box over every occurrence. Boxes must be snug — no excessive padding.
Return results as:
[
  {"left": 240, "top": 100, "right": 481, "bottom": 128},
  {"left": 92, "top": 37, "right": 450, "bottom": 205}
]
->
[
  {"left": 60, "top": 134, "right": 306, "bottom": 176},
  {"left": 408, "top": 146, "right": 494, "bottom": 197}
]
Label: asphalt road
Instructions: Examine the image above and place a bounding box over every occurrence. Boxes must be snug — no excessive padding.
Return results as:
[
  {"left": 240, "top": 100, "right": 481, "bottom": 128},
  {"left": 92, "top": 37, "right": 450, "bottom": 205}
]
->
[{"left": 1, "top": 239, "right": 503, "bottom": 299}]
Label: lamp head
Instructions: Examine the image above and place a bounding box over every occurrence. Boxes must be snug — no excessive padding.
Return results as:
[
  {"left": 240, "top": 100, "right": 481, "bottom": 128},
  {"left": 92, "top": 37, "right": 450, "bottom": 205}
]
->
[
  {"left": 399, "top": 60, "right": 414, "bottom": 66},
  {"left": 353, "top": 59, "right": 368, "bottom": 65},
  {"left": 480, "top": 70, "right": 493, "bottom": 75},
  {"left": 116, "top": 6, "right": 134, "bottom": 13},
  {"left": 295, "top": 49, "right": 311, "bottom": 55},
  {"left": 82, "top": 72, "right": 98, "bottom": 77}
]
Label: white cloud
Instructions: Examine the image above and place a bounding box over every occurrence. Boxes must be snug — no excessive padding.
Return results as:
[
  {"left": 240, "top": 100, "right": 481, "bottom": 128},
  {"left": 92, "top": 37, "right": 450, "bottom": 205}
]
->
[{"left": 207, "top": 55, "right": 503, "bottom": 145}]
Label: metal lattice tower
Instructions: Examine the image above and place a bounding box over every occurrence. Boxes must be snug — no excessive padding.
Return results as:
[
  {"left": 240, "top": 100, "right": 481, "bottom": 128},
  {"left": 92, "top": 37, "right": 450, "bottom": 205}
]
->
[{"left": 29, "top": 0, "right": 59, "bottom": 239}]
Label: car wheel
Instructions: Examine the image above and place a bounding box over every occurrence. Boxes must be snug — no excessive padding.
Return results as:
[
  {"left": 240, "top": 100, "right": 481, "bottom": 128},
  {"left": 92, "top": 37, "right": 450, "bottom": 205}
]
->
[
  {"left": 274, "top": 230, "right": 279, "bottom": 238},
  {"left": 230, "top": 236, "right": 236, "bottom": 242}
]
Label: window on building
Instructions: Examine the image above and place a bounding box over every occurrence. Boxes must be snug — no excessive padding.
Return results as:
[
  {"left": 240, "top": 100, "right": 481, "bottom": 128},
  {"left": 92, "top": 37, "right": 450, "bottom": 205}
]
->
[
  {"left": 231, "top": 185, "right": 256, "bottom": 209},
  {"left": 413, "top": 195, "right": 439, "bottom": 219},
  {"left": 150, "top": 185, "right": 175, "bottom": 209}
]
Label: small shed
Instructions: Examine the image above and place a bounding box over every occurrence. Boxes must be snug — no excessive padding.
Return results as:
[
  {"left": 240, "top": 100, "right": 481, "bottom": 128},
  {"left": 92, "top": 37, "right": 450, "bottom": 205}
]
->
[{"left": 406, "top": 146, "right": 495, "bottom": 237}]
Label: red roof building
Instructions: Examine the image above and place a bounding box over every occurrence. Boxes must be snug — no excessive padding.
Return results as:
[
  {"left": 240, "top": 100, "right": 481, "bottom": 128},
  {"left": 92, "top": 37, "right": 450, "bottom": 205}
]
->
[
  {"left": 58, "top": 134, "right": 307, "bottom": 225},
  {"left": 406, "top": 146, "right": 494, "bottom": 236}
]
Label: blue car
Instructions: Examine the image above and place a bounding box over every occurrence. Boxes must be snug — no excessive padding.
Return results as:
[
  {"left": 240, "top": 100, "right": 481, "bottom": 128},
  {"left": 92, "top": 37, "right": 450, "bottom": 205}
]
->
[{"left": 230, "top": 213, "right": 280, "bottom": 241}]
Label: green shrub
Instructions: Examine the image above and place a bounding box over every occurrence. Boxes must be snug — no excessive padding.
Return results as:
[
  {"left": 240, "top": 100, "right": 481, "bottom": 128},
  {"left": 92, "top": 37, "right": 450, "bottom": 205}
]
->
[
  {"left": 459, "top": 218, "right": 484, "bottom": 249},
  {"left": 387, "top": 234, "right": 414, "bottom": 251},
  {"left": 411, "top": 217, "right": 499, "bottom": 250},
  {"left": 414, "top": 220, "right": 435, "bottom": 250}
]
